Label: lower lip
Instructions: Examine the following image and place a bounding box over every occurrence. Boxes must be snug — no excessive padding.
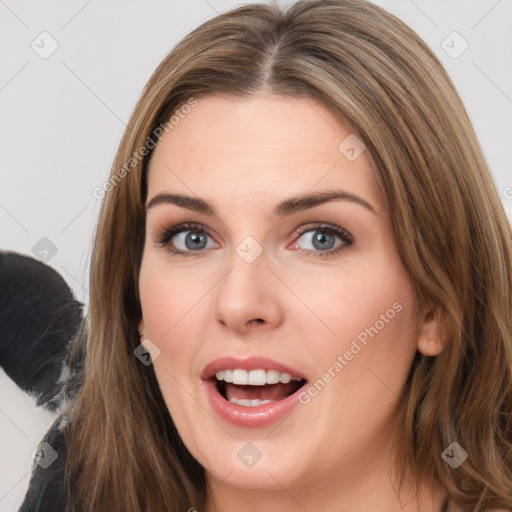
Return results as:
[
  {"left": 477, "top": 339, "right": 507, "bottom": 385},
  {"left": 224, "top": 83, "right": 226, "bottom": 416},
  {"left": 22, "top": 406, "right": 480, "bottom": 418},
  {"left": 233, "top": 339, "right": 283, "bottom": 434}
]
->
[{"left": 203, "top": 379, "right": 305, "bottom": 428}]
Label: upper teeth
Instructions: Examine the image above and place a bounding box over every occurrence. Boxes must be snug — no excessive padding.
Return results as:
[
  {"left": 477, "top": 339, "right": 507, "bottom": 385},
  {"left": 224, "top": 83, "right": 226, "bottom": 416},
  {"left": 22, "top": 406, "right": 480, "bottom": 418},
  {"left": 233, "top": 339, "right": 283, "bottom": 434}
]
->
[{"left": 215, "top": 369, "right": 302, "bottom": 386}]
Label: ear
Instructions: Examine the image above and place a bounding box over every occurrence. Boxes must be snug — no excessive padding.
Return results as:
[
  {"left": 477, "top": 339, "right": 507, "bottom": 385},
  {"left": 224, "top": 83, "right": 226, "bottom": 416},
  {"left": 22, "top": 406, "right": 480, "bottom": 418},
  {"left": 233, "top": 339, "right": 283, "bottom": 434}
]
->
[
  {"left": 416, "top": 299, "right": 445, "bottom": 357},
  {"left": 138, "top": 317, "right": 145, "bottom": 338}
]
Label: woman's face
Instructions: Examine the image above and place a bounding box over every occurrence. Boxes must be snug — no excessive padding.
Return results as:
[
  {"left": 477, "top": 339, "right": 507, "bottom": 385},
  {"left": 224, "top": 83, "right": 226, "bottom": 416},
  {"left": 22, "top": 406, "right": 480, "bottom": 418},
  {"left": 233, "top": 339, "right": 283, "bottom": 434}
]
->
[{"left": 138, "top": 93, "right": 435, "bottom": 497}]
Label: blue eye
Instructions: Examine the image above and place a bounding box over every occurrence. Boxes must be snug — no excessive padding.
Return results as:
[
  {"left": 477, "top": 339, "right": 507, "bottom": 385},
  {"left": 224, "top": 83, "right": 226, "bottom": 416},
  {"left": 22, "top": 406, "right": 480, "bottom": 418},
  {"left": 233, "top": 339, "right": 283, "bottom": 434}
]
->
[
  {"left": 292, "top": 223, "right": 354, "bottom": 258},
  {"left": 154, "top": 222, "right": 216, "bottom": 256},
  {"left": 153, "top": 222, "right": 354, "bottom": 258}
]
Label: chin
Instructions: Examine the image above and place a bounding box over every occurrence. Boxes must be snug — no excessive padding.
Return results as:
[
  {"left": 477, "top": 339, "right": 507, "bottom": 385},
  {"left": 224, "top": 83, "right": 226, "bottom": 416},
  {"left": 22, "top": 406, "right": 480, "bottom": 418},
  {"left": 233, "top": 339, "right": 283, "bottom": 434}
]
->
[{"left": 176, "top": 422, "right": 310, "bottom": 492}]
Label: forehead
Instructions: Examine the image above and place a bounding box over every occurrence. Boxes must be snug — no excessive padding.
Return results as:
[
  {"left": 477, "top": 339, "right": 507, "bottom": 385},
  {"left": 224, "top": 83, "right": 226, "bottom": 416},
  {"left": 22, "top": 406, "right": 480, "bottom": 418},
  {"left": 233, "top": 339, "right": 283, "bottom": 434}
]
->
[{"left": 146, "top": 94, "right": 383, "bottom": 213}]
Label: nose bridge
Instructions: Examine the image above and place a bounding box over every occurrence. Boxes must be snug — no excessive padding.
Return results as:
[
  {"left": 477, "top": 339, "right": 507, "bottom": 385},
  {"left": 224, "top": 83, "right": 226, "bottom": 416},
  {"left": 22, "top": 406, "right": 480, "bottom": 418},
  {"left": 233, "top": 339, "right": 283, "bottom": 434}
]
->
[{"left": 211, "top": 236, "right": 283, "bottom": 330}]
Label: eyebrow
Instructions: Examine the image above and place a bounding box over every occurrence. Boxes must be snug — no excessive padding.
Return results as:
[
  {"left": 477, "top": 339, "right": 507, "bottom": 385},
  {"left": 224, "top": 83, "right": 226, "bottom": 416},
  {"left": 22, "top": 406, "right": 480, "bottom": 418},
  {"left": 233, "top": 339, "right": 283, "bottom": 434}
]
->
[{"left": 145, "top": 190, "right": 377, "bottom": 217}]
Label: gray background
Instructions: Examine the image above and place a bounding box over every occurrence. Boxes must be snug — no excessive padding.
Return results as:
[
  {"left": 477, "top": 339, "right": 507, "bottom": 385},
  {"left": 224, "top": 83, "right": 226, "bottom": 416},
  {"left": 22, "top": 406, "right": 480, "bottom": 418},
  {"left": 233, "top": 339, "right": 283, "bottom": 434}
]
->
[{"left": 1, "top": 0, "right": 511, "bottom": 510}]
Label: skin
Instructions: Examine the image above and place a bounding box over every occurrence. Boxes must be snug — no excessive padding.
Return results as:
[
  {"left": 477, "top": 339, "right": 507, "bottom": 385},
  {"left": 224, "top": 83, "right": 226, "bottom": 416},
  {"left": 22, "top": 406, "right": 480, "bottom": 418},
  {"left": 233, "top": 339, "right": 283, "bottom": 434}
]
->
[{"left": 138, "top": 93, "right": 447, "bottom": 512}]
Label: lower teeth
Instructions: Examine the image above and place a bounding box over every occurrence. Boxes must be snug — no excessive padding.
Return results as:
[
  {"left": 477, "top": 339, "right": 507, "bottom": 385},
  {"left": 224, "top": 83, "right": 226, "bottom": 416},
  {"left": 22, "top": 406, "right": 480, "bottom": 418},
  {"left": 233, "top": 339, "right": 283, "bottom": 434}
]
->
[{"left": 229, "top": 397, "right": 276, "bottom": 407}]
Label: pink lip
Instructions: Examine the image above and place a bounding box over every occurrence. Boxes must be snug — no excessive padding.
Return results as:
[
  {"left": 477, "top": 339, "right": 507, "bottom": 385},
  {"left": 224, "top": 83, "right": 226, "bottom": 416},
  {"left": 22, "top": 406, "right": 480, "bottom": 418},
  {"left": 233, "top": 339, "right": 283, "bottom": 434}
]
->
[
  {"left": 202, "top": 379, "right": 305, "bottom": 428},
  {"left": 201, "top": 355, "right": 308, "bottom": 428},
  {"left": 200, "top": 355, "right": 307, "bottom": 380}
]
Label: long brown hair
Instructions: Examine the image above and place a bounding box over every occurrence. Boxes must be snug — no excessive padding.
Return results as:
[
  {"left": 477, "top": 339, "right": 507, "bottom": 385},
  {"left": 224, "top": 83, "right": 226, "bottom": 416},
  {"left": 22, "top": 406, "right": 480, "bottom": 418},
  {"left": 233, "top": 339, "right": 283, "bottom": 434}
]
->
[{"left": 63, "top": 1, "right": 512, "bottom": 510}]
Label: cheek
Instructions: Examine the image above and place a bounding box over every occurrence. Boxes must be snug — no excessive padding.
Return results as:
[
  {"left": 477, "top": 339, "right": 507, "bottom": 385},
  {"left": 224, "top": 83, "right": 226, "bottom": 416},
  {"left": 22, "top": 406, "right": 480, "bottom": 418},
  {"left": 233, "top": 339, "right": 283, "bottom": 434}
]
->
[
  {"left": 139, "top": 256, "right": 197, "bottom": 340},
  {"left": 298, "top": 255, "right": 412, "bottom": 337},
  {"left": 138, "top": 259, "right": 201, "bottom": 401},
  {"left": 293, "top": 248, "right": 418, "bottom": 385},
  {"left": 138, "top": 253, "right": 216, "bottom": 374},
  {"left": 339, "top": 265, "right": 413, "bottom": 345},
  {"left": 138, "top": 260, "right": 203, "bottom": 424},
  {"left": 289, "top": 257, "right": 419, "bottom": 463}
]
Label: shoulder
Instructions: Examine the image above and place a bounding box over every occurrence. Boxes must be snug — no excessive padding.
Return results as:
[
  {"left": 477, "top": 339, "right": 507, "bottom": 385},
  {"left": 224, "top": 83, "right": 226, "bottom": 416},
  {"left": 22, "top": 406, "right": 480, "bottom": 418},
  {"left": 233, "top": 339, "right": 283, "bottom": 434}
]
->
[{"left": 18, "top": 417, "right": 68, "bottom": 512}]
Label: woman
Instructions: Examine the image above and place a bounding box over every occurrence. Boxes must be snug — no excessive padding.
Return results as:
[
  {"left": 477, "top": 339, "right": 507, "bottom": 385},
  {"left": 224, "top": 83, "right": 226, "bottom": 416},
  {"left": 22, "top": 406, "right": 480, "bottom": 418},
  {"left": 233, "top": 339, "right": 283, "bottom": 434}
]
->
[{"left": 48, "top": 0, "right": 512, "bottom": 511}]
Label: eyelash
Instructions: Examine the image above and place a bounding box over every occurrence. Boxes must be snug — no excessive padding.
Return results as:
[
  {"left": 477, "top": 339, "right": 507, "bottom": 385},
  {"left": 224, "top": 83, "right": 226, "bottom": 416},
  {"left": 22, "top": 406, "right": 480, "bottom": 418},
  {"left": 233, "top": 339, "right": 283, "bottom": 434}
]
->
[{"left": 153, "top": 221, "right": 354, "bottom": 259}]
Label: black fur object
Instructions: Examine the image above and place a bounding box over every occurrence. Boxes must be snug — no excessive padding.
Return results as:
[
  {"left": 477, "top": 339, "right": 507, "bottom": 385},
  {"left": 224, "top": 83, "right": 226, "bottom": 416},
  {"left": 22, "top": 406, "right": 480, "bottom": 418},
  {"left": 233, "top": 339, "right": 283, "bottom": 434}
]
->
[{"left": 0, "top": 251, "right": 85, "bottom": 512}]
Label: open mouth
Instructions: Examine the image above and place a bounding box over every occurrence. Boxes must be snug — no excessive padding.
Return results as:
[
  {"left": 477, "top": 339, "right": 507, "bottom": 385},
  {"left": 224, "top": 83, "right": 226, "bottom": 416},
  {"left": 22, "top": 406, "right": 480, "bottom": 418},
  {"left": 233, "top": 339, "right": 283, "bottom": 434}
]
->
[{"left": 212, "top": 369, "right": 307, "bottom": 408}]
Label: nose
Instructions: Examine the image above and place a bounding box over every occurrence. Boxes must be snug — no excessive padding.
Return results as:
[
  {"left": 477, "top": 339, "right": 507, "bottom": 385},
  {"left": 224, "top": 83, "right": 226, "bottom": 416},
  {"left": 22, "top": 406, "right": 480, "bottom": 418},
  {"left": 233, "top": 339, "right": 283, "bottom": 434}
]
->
[{"left": 211, "top": 248, "right": 284, "bottom": 335}]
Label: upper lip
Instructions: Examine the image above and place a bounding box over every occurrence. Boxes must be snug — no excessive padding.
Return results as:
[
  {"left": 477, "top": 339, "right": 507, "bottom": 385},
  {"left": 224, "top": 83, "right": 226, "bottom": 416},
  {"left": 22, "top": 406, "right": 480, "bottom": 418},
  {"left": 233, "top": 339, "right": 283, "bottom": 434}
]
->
[{"left": 201, "top": 356, "right": 308, "bottom": 381}]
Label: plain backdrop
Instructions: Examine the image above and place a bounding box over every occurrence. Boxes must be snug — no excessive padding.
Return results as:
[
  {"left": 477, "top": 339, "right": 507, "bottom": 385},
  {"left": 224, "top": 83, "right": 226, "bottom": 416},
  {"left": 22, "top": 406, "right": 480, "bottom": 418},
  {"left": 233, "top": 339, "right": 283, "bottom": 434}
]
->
[{"left": 1, "top": 0, "right": 511, "bottom": 510}]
